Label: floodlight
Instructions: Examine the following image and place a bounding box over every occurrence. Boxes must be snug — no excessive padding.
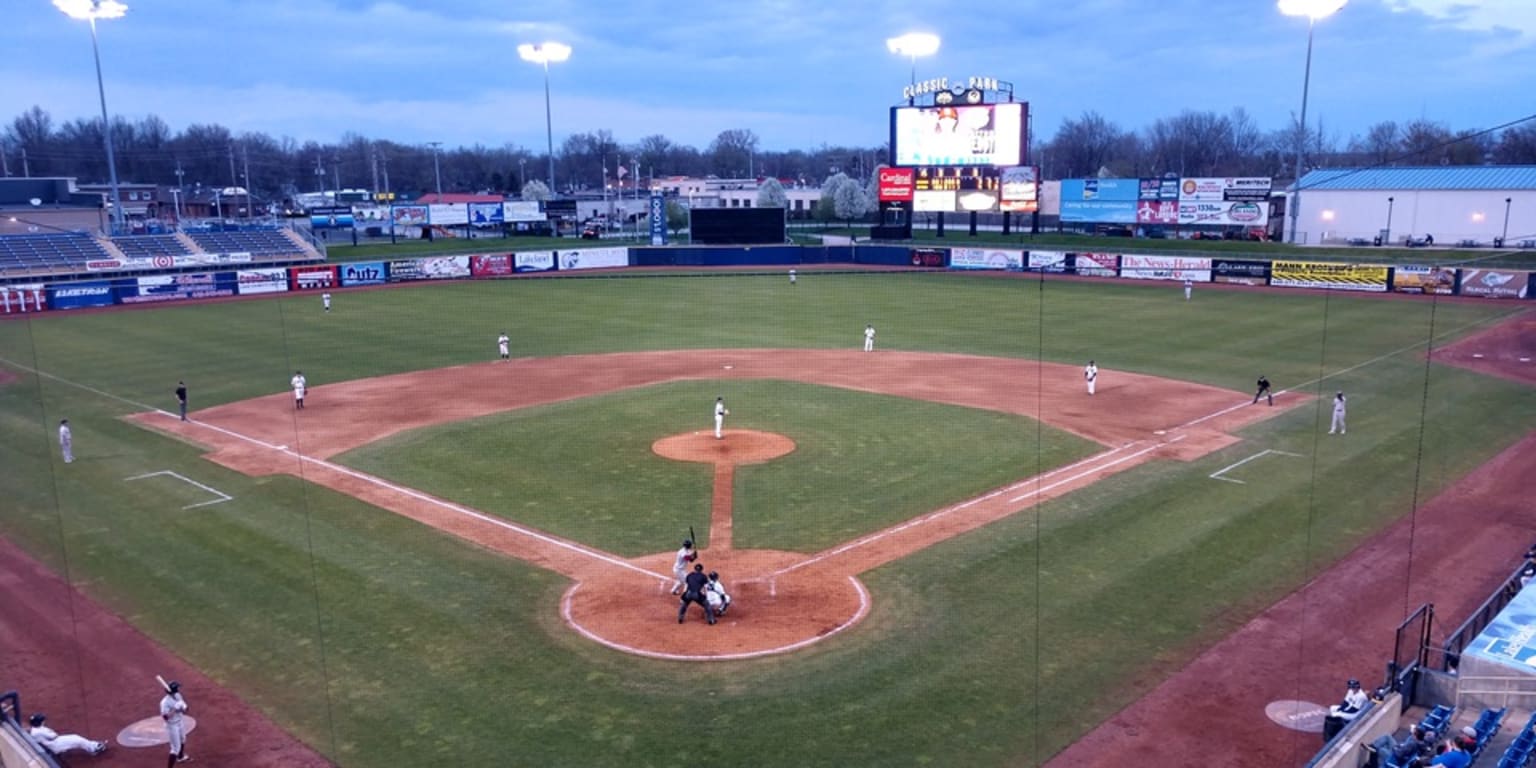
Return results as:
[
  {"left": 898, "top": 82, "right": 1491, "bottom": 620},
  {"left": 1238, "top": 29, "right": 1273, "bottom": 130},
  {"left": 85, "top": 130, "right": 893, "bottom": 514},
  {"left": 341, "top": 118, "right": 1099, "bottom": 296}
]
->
[
  {"left": 518, "top": 42, "right": 572, "bottom": 65},
  {"left": 53, "top": 0, "right": 127, "bottom": 20},
  {"left": 886, "top": 33, "right": 940, "bottom": 58},
  {"left": 1277, "top": 0, "right": 1347, "bottom": 20}
]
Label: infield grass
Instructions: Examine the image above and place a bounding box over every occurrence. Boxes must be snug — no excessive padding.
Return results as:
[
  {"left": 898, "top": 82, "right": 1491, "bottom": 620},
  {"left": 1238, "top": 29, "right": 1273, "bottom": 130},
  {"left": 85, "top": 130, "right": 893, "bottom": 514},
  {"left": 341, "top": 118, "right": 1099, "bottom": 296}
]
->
[{"left": 0, "top": 273, "right": 1532, "bottom": 767}]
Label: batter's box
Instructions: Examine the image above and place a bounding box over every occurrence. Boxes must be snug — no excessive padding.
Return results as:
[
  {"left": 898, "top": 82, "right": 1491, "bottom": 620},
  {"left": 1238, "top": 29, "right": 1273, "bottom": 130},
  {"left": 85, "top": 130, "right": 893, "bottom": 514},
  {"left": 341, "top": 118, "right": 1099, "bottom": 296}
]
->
[
  {"left": 125, "top": 470, "right": 233, "bottom": 510},
  {"left": 1208, "top": 449, "right": 1303, "bottom": 485}
]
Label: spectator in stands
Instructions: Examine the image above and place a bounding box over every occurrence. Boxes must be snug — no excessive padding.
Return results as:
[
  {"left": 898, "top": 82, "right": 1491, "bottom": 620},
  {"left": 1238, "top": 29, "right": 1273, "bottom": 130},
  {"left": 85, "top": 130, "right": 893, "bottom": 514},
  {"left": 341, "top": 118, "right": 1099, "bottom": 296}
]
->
[
  {"left": 1393, "top": 726, "right": 1435, "bottom": 764},
  {"left": 1454, "top": 725, "right": 1477, "bottom": 753},
  {"left": 1428, "top": 739, "right": 1470, "bottom": 767}
]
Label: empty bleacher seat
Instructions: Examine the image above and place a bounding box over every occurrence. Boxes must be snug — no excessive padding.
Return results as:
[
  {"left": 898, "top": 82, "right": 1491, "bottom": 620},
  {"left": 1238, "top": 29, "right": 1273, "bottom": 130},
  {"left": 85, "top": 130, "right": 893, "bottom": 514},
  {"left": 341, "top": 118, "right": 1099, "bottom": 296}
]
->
[
  {"left": 112, "top": 234, "right": 193, "bottom": 258},
  {"left": 187, "top": 229, "right": 305, "bottom": 259},
  {"left": 0, "top": 233, "right": 111, "bottom": 274}
]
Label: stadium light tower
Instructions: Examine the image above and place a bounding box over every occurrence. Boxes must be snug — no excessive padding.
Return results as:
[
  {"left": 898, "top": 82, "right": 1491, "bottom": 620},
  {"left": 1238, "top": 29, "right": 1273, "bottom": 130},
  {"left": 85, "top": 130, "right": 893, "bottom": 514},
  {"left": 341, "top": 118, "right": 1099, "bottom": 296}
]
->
[
  {"left": 1278, "top": 0, "right": 1348, "bottom": 245},
  {"left": 55, "top": 0, "right": 128, "bottom": 235},
  {"left": 518, "top": 41, "right": 572, "bottom": 195},
  {"left": 886, "top": 32, "right": 940, "bottom": 87}
]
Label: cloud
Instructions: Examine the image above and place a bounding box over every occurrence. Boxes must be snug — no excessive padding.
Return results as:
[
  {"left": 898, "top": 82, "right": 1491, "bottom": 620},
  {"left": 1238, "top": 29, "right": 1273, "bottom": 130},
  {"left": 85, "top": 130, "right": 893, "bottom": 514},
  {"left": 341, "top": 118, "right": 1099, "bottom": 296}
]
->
[{"left": 1386, "top": 0, "right": 1536, "bottom": 41}]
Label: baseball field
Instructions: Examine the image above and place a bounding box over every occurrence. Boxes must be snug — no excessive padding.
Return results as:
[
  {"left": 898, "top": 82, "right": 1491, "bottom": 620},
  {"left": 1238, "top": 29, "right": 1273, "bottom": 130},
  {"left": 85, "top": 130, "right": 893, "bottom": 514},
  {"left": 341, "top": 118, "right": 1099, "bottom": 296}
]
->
[{"left": 2, "top": 270, "right": 1534, "bottom": 767}]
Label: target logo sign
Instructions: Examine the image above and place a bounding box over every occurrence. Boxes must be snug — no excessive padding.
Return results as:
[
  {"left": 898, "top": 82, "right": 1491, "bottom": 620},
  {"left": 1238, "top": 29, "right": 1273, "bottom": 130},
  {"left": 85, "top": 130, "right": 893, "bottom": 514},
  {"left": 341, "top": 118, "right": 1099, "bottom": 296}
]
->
[{"left": 153, "top": 256, "right": 174, "bottom": 269}]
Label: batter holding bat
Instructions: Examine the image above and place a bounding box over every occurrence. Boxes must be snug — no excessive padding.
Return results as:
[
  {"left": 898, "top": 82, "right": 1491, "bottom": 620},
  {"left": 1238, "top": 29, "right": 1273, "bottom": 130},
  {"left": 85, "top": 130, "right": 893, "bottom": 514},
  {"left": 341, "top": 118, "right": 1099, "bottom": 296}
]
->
[
  {"left": 158, "top": 677, "right": 190, "bottom": 765},
  {"left": 670, "top": 539, "right": 697, "bottom": 595}
]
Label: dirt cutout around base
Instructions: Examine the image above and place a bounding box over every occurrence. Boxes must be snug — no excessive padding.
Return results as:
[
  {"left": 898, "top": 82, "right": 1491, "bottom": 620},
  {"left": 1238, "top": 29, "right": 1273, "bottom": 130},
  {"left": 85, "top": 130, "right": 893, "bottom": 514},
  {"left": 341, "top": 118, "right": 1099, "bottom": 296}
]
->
[{"left": 129, "top": 349, "right": 1299, "bottom": 662}]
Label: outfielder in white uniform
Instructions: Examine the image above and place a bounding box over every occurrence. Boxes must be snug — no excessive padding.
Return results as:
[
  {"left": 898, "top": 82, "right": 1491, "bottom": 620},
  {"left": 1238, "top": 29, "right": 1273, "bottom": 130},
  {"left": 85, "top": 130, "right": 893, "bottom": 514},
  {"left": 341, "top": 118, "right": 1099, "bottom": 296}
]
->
[
  {"left": 322, "top": 292, "right": 332, "bottom": 312},
  {"left": 1184, "top": 278, "right": 1193, "bottom": 301},
  {"left": 1329, "top": 391, "right": 1347, "bottom": 435},
  {"left": 28, "top": 713, "right": 107, "bottom": 756},
  {"left": 714, "top": 397, "right": 729, "bottom": 439},
  {"left": 1085, "top": 360, "right": 1098, "bottom": 395},
  {"left": 670, "top": 540, "right": 697, "bottom": 595},
  {"left": 291, "top": 371, "right": 307, "bottom": 410},
  {"left": 789, "top": 268, "right": 797, "bottom": 285},
  {"left": 705, "top": 571, "right": 732, "bottom": 616},
  {"left": 497, "top": 332, "right": 510, "bottom": 360},
  {"left": 58, "top": 419, "right": 73, "bottom": 463},
  {"left": 160, "top": 681, "right": 190, "bottom": 765},
  {"left": 863, "top": 324, "right": 876, "bottom": 352}
]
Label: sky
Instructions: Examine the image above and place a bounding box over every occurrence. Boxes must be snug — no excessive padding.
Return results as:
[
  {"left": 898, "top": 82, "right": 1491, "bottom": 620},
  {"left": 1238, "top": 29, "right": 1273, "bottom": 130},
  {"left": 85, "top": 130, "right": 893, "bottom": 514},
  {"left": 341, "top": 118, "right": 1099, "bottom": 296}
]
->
[{"left": 3, "top": 0, "right": 1535, "bottom": 152}]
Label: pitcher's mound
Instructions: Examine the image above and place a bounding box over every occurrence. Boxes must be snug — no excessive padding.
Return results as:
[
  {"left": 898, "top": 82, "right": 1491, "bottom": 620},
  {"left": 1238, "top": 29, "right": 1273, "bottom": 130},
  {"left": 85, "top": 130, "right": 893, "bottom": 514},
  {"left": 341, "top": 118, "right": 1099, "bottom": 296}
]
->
[{"left": 652, "top": 429, "right": 796, "bottom": 464}]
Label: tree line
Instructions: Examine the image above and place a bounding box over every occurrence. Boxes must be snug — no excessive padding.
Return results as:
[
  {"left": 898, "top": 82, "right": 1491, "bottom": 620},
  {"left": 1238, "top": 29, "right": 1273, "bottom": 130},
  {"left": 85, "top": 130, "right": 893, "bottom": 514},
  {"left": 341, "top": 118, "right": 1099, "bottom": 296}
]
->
[{"left": 3, "top": 104, "right": 1533, "bottom": 204}]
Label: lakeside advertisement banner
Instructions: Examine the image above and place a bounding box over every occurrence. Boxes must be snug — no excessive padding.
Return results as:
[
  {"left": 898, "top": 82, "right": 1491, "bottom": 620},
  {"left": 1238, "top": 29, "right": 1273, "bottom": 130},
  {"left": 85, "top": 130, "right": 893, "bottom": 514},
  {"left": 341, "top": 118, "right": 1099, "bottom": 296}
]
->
[
  {"left": 1178, "top": 200, "right": 1268, "bottom": 226},
  {"left": 123, "top": 273, "right": 236, "bottom": 304},
  {"left": 469, "top": 254, "right": 513, "bottom": 277},
  {"left": 235, "top": 268, "right": 289, "bottom": 295},
  {"left": 1212, "top": 259, "right": 1271, "bottom": 285},
  {"left": 1073, "top": 253, "right": 1119, "bottom": 277},
  {"left": 557, "top": 247, "right": 628, "bottom": 271},
  {"left": 1392, "top": 265, "right": 1456, "bottom": 295},
  {"left": 469, "top": 203, "right": 504, "bottom": 225},
  {"left": 1028, "top": 250, "right": 1067, "bottom": 272},
  {"left": 340, "top": 261, "right": 387, "bottom": 287},
  {"left": 1121, "top": 254, "right": 1212, "bottom": 282},
  {"left": 1060, "top": 199, "right": 1138, "bottom": 224},
  {"left": 289, "top": 265, "right": 338, "bottom": 290},
  {"left": 950, "top": 248, "right": 1023, "bottom": 271},
  {"left": 1271, "top": 261, "right": 1388, "bottom": 292},
  {"left": 1459, "top": 269, "right": 1530, "bottom": 299},
  {"left": 515, "top": 251, "right": 557, "bottom": 272}
]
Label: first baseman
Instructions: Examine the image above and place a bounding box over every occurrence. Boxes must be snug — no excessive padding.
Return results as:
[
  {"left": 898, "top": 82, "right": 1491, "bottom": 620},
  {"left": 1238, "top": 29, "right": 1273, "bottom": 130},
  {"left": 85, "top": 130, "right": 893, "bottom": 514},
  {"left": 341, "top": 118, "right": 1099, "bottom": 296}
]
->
[
  {"left": 291, "top": 370, "right": 307, "bottom": 410},
  {"left": 497, "top": 332, "right": 510, "bottom": 361},
  {"left": 1253, "top": 376, "right": 1273, "bottom": 406},
  {"left": 1084, "top": 360, "right": 1098, "bottom": 395},
  {"left": 863, "top": 324, "right": 876, "bottom": 352},
  {"left": 160, "top": 680, "right": 190, "bottom": 766},
  {"left": 714, "top": 396, "right": 729, "bottom": 439},
  {"left": 1329, "top": 391, "right": 1347, "bottom": 435},
  {"left": 176, "top": 380, "right": 188, "bottom": 421},
  {"left": 58, "top": 419, "right": 73, "bottom": 463},
  {"left": 670, "top": 539, "right": 697, "bottom": 595}
]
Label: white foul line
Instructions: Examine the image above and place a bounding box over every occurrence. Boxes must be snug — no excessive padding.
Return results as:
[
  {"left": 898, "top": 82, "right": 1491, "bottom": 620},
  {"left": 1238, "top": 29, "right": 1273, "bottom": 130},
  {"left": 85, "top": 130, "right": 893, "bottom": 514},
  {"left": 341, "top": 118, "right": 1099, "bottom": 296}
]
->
[
  {"left": 1208, "top": 449, "right": 1304, "bottom": 485},
  {"left": 125, "top": 470, "right": 233, "bottom": 510}
]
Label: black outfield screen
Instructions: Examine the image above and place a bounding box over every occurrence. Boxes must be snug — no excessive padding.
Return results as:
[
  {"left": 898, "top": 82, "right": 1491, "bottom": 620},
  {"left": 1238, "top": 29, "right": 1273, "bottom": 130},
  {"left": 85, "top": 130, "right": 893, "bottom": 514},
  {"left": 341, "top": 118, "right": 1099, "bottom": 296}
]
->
[{"left": 690, "top": 208, "right": 786, "bottom": 245}]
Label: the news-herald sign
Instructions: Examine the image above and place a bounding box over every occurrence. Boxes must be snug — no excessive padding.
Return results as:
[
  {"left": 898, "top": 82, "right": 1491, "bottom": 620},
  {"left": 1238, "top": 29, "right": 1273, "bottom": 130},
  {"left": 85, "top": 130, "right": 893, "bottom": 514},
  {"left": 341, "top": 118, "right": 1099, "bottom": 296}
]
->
[
  {"left": 1212, "top": 259, "right": 1271, "bottom": 285},
  {"left": 878, "top": 168, "right": 916, "bottom": 202},
  {"left": 340, "top": 261, "right": 387, "bottom": 287}
]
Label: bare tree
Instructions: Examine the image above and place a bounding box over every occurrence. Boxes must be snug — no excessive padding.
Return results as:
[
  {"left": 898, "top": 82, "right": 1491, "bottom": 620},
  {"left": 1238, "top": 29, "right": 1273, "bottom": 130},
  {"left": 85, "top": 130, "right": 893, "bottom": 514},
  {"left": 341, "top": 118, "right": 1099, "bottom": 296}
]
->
[
  {"left": 1045, "top": 111, "right": 1128, "bottom": 179},
  {"left": 1494, "top": 124, "right": 1536, "bottom": 164},
  {"left": 708, "top": 129, "right": 759, "bottom": 177}
]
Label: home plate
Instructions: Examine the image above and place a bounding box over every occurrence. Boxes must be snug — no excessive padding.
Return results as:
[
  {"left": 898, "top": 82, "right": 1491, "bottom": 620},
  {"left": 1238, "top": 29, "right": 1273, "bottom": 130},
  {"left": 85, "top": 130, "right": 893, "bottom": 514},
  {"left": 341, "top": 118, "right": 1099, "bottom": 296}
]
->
[
  {"left": 1522, "top": 358, "right": 1532, "bottom": 363},
  {"left": 1154, "top": 430, "right": 1167, "bottom": 435},
  {"left": 723, "top": 365, "right": 734, "bottom": 369},
  {"left": 1472, "top": 353, "right": 1485, "bottom": 359},
  {"left": 117, "top": 715, "right": 197, "bottom": 747}
]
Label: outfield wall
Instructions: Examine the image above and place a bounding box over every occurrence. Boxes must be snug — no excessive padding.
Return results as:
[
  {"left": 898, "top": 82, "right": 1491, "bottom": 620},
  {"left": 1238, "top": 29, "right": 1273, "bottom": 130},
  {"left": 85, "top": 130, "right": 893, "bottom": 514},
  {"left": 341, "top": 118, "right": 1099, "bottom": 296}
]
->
[{"left": 4, "top": 244, "right": 1533, "bottom": 315}]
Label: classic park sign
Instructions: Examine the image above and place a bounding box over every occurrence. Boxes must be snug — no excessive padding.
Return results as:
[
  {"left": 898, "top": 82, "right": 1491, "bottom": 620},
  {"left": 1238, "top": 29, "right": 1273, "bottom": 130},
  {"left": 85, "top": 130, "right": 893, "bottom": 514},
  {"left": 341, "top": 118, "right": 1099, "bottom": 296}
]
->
[{"left": 902, "top": 76, "right": 1003, "bottom": 102}]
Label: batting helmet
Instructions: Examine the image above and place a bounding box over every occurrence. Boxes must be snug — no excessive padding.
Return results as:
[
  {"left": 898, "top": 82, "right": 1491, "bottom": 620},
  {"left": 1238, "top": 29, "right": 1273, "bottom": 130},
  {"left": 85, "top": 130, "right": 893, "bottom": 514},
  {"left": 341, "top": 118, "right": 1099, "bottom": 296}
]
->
[
  {"left": 29, "top": 713, "right": 45, "bottom": 727},
  {"left": 709, "top": 571, "right": 719, "bottom": 580},
  {"left": 168, "top": 681, "right": 181, "bottom": 693},
  {"left": 682, "top": 540, "right": 693, "bottom": 549},
  {"left": 1346, "top": 679, "right": 1360, "bottom": 688}
]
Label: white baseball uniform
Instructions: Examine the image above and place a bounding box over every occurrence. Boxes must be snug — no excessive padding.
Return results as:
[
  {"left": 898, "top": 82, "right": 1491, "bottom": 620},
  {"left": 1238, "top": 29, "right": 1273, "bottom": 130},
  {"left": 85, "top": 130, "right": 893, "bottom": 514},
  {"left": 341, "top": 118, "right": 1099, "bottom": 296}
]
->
[
  {"left": 291, "top": 373, "right": 307, "bottom": 408},
  {"left": 29, "top": 725, "right": 106, "bottom": 755},
  {"left": 1330, "top": 394, "right": 1347, "bottom": 435},
  {"left": 58, "top": 422, "right": 73, "bottom": 463},
  {"left": 789, "top": 268, "right": 797, "bottom": 285},
  {"left": 497, "top": 333, "right": 510, "bottom": 360},
  {"left": 160, "top": 691, "right": 189, "bottom": 756},
  {"left": 714, "top": 399, "right": 727, "bottom": 439},
  {"left": 671, "top": 545, "right": 695, "bottom": 594},
  {"left": 1085, "top": 363, "right": 1098, "bottom": 395},
  {"left": 322, "top": 292, "right": 332, "bottom": 311},
  {"left": 705, "top": 577, "right": 732, "bottom": 615},
  {"left": 1184, "top": 278, "right": 1193, "bottom": 301},
  {"left": 863, "top": 325, "right": 876, "bottom": 352}
]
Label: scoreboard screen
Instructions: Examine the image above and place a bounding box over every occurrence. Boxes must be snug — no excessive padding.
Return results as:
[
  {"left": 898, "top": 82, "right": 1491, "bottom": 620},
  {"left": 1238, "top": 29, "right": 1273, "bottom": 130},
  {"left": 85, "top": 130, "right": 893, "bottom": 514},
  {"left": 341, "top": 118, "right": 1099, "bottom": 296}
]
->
[
  {"left": 912, "top": 166, "right": 999, "bottom": 212},
  {"left": 891, "top": 102, "right": 1028, "bottom": 167}
]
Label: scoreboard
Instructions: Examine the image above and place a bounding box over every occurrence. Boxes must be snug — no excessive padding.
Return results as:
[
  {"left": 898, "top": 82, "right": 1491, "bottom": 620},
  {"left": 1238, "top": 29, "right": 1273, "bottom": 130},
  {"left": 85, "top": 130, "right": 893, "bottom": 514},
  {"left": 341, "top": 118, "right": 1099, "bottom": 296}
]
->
[{"left": 912, "top": 166, "right": 999, "bottom": 212}]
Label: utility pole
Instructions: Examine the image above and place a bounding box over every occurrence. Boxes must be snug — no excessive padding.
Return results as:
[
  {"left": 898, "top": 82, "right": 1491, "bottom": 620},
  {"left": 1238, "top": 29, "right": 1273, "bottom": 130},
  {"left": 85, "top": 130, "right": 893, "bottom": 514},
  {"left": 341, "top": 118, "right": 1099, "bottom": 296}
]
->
[
  {"left": 370, "top": 147, "right": 380, "bottom": 200},
  {"left": 1, "top": 147, "right": 8, "bottom": 177},
  {"left": 241, "top": 144, "right": 252, "bottom": 219},
  {"left": 21, "top": 147, "right": 30, "bottom": 177},
  {"left": 314, "top": 157, "right": 326, "bottom": 194},
  {"left": 332, "top": 154, "right": 341, "bottom": 196},
  {"left": 174, "top": 160, "right": 185, "bottom": 219},
  {"left": 381, "top": 152, "right": 391, "bottom": 201},
  {"left": 227, "top": 144, "right": 238, "bottom": 191},
  {"left": 428, "top": 141, "right": 443, "bottom": 196}
]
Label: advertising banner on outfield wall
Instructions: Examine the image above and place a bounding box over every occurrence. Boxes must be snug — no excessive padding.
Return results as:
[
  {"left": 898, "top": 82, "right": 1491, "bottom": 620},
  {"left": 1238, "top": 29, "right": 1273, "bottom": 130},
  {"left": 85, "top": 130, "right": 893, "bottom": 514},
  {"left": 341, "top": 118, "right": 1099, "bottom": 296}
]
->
[
  {"left": 122, "top": 272, "right": 236, "bottom": 304},
  {"left": 289, "top": 265, "right": 338, "bottom": 291},
  {"left": 1178, "top": 177, "right": 1272, "bottom": 202},
  {"left": 469, "top": 254, "right": 513, "bottom": 277},
  {"left": 427, "top": 205, "right": 468, "bottom": 227},
  {"left": 1459, "top": 269, "right": 1531, "bottom": 299},
  {"left": 515, "top": 251, "right": 557, "bottom": 272},
  {"left": 410, "top": 256, "right": 471, "bottom": 279},
  {"left": 1392, "top": 265, "right": 1456, "bottom": 295},
  {"left": 950, "top": 248, "right": 1024, "bottom": 271},
  {"left": 557, "top": 247, "right": 628, "bottom": 271},
  {"left": 236, "top": 268, "right": 289, "bottom": 295},
  {"left": 1177, "top": 200, "right": 1268, "bottom": 226},
  {"left": 469, "top": 203, "right": 504, "bottom": 226},
  {"left": 1271, "top": 261, "right": 1388, "bottom": 292},
  {"left": 911, "top": 248, "right": 946, "bottom": 267},
  {"left": 1212, "top": 259, "right": 1271, "bottom": 285},
  {"left": 1072, "top": 253, "right": 1119, "bottom": 277},
  {"left": 1028, "top": 250, "right": 1068, "bottom": 272},
  {"left": 1139, "top": 178, "right": 1180, "bottom": 201},
  {"left": 339, "top": 261, "right": 388, "bottom": 287},
  {"left": 48, "top": 280, "right": 117, "bottom": 310},
  {"left": 1, "top": 284, "right": 48, "bottom": 313},
  {"left": 390, "top": 205, "right": 428, "bottom": 229},
  {"left": 1120, "top": 254, "right": 1212, "bottom": 282}
]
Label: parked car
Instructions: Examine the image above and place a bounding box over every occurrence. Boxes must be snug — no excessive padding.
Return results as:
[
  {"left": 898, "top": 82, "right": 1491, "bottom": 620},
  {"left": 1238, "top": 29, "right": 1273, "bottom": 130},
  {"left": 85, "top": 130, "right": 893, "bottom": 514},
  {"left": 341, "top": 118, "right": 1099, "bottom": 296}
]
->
[{"left": 580, "top": 226, "right": 601, "bottom": 240}]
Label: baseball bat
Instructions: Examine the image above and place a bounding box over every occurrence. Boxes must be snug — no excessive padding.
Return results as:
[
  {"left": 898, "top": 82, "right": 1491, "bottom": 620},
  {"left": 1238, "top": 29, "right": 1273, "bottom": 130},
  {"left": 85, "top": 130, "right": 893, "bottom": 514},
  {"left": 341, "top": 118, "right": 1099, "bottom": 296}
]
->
[
  {"left": 689, "top": 525, "right": 697, "bottom": 548},
  {"left": 156, "top": 674, "right": 171, "bottom": 693}
]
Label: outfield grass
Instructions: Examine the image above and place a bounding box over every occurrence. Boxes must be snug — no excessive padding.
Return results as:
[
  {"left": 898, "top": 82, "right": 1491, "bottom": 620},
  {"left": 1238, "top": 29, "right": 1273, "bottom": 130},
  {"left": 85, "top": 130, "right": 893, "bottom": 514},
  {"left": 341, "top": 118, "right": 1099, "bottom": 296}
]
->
[{"left": 0, "top": 273, "right": 1532, "bottom": 767}]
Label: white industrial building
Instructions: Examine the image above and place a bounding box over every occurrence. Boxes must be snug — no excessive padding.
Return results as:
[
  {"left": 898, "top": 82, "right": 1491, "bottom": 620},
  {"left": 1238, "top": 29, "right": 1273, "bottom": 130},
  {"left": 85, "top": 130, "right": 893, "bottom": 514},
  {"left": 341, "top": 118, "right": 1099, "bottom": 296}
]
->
[{"left": 1286, "top": 166, "right": 1536, "bottom": 248}]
